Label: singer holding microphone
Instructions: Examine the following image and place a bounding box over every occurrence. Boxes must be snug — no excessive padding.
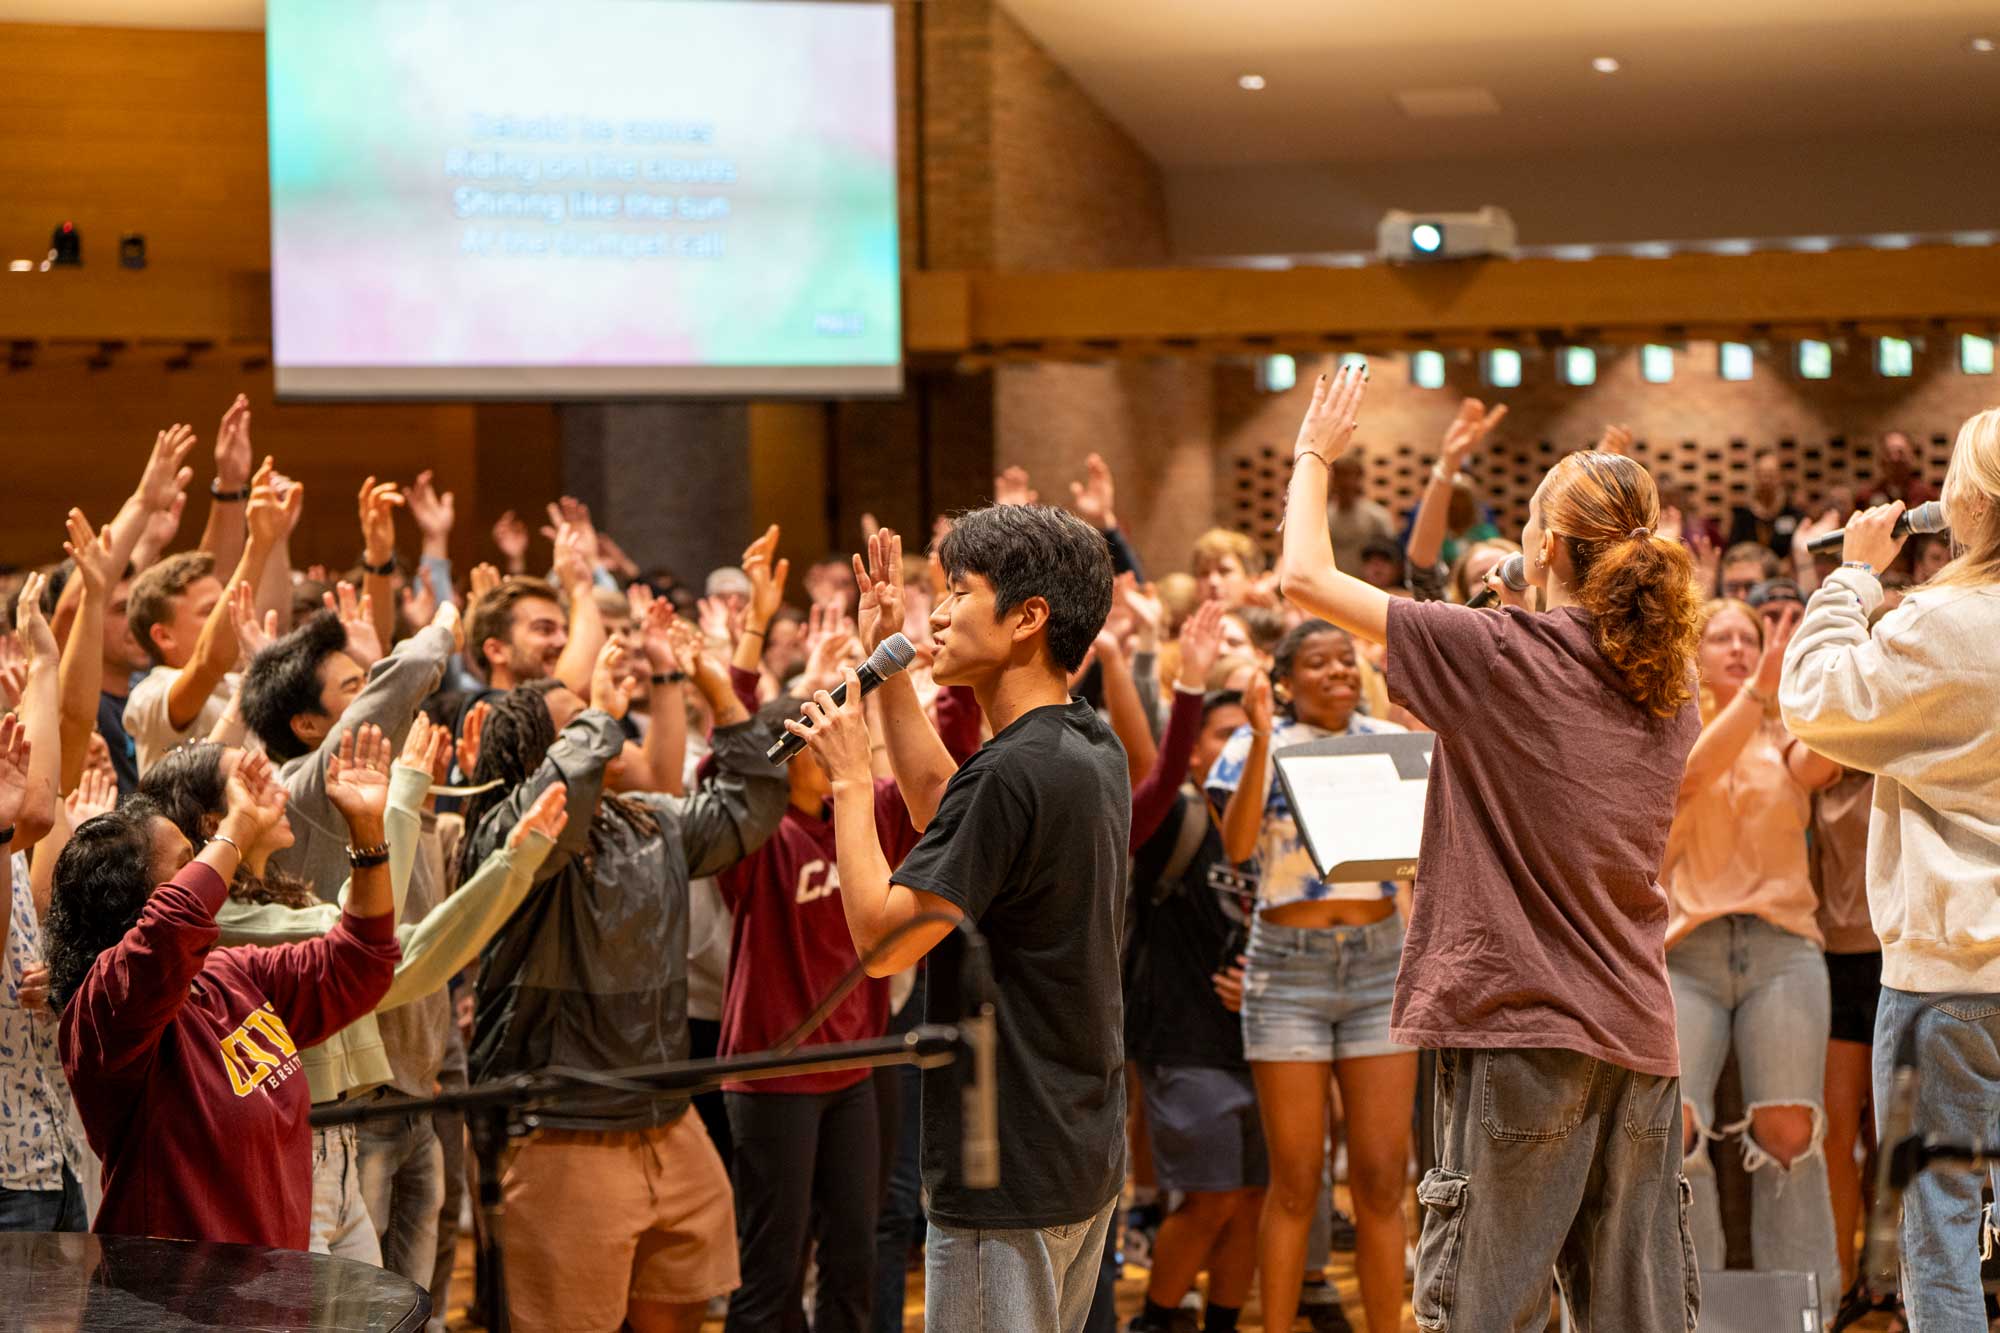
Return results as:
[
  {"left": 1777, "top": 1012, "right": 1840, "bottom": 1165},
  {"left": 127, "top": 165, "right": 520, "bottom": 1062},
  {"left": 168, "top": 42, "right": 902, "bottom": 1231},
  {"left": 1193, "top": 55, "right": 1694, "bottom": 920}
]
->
[
  {"left": 1779, "top": 407, "right": 2000, "bottom": 1332},
  {"left": 783, "top": 508, "right": 1129, "bottom": 1333},
  {"left": 1280, "top": 365, "right": 1707, "bottom": 1330}
]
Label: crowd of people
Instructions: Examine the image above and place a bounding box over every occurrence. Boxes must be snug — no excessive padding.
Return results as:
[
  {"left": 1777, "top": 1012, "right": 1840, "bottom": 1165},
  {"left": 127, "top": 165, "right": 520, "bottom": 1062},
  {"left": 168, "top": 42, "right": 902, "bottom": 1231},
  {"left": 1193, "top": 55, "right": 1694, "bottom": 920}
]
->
[{"left": 0, "top": 381, "right": 1995, "bottom": 1333}]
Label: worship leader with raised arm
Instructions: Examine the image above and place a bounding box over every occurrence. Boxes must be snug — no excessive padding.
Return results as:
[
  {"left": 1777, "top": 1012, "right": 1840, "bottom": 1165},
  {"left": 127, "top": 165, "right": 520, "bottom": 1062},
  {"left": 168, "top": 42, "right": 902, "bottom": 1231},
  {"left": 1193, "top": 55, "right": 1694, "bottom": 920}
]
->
[{"left": 1277, "top": 365, "right": 1707, "bottom": 1332}]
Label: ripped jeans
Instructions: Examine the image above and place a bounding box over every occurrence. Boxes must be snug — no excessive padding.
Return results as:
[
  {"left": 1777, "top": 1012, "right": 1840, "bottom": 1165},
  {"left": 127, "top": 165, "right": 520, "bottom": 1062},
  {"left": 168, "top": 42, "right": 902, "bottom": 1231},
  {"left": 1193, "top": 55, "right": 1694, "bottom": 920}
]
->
[{"left": 1668, "top": 914, "right": 1840, "bottom": 1303}]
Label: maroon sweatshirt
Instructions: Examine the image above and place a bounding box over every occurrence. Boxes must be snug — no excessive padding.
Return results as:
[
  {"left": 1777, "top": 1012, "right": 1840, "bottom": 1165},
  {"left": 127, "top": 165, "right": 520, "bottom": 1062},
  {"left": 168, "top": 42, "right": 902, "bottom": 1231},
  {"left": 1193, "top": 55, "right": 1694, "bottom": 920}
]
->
[
  {"left": 717, "top": 684, "right": 980, "bottom": 1095},
  {"left": 59, "top": 862, "right": 401, "bottom": 1248}
]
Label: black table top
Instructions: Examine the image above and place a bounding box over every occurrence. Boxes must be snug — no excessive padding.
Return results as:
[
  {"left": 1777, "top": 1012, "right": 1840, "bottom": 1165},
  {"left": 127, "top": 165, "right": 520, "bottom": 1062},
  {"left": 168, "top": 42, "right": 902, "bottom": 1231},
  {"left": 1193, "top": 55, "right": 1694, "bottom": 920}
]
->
[{"left": 0, "top": 1231, "right": 430, "bottom": 1331}]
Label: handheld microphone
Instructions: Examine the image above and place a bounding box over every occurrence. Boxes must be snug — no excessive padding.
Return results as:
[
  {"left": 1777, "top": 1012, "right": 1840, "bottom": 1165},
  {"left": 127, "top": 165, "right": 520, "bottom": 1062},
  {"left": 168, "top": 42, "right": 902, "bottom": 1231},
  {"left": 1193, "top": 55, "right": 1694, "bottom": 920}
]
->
[
  {"left": 766, "top": 633, "right": 918, "bottom": 766},
  {"left": 1465, "top": 552, "right": 1527, "bottom": 609},
  {"left": 1861, "top": 1023, "right": 1922, "bottom": 1290},
  {"left": 1805, "top": 500, "right": 1947, "bottom": 555},
  {"left": 958, "top": 928, "right": 1000, "bottom": 1189}
]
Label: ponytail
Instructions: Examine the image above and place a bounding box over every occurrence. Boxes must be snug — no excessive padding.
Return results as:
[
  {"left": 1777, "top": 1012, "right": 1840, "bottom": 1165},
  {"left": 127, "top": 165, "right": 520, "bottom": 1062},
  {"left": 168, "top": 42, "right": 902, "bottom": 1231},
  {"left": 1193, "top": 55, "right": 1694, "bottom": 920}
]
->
[
  {"left": 1577, "top": 532, "right": 1702, "bottom": 718},
  {"left": 1540, "top": 451, "right": 1703, "bottom": 719}
]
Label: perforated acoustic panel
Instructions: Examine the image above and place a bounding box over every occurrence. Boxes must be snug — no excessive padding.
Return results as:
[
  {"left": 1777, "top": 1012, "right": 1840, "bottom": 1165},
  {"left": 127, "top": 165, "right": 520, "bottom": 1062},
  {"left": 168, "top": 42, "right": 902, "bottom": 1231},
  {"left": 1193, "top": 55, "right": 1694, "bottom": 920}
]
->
[{"left": 1219, "top": 341, "right": 1972, "bottom": 561}]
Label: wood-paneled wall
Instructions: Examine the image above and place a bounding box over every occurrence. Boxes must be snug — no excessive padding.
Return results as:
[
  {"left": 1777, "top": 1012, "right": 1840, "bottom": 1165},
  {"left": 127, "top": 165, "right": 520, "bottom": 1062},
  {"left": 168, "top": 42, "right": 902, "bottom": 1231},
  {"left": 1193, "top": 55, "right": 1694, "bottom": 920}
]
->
[{"left": 0, "top": 23, "right": 560, "bottom": 573}]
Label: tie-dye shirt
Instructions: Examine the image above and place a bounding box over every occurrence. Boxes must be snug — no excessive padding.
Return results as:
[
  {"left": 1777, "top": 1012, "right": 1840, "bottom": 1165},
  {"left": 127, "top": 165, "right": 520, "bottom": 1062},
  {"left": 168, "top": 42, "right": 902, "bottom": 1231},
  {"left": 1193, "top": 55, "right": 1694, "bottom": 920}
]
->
[
  {"left": 1205, "top": 714, "right": 1406, "bottom": 909},
  {"left": 1, "top": 852, "right": 77, "bottom": 1191}
]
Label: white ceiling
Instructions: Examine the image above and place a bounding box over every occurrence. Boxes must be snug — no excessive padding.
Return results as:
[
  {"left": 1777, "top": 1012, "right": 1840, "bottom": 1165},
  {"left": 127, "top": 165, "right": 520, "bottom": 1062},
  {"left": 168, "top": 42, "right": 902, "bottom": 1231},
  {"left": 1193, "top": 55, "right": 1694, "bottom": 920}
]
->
[{"left": 1000, "top": 0, "right": 2000, "bottom": 166}]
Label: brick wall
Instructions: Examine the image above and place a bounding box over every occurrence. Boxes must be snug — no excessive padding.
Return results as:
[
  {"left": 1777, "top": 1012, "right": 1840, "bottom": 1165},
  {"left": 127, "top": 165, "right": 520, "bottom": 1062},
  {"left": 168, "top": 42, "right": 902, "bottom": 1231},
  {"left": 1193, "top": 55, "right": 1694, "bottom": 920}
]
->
[{"left": 1212, "top": 339, "right": 1996, "bottom": 566}]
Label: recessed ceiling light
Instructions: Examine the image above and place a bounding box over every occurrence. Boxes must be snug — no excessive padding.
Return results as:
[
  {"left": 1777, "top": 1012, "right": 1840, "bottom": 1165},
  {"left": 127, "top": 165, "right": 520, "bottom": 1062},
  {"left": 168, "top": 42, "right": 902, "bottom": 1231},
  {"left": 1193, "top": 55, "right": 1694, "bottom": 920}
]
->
[
  {"left": 1591, "top": 56, "right": 1621, "bottom": 74},
  {"left": 1237, "top": 73, "right": 1266, "bottom": 90},
  {"left": 7, "top": 260, "right": 32, "bottom": 272},
  {"left": 1971, "top": 36, "right": 1996, "bottom": 53}
]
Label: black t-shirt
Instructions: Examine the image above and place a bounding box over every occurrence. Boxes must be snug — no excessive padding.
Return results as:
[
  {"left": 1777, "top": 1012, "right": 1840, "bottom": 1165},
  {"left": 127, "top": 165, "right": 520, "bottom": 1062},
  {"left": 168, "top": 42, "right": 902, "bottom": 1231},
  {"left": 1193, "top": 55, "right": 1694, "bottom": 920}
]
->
[
  {"left": 1125, "top": 791, "right": 1252, "bottom": 1070},
  {"left": 1726, "top": 503, "right": 1804, "bottom": 559},
  {"left": 894, "top": 698, "right": 1130, "bottom": 1229},
  {"left": 99, "top": 690, "right": 139, "bottom": 797}
]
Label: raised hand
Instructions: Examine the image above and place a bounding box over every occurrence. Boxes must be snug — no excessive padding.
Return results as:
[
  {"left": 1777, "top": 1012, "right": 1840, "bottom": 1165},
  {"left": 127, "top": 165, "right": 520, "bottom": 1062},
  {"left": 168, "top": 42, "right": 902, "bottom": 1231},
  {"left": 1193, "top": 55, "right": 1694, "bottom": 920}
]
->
[
  {"left": 1795, "top": 509, "right": 1843, "bottom": 556},
  {"left": 1176, "top": 599, "right": 1228, "bottom": 691},
  {"left": 596, "top": 531, "right": 639, "bottom": 583},
  {"left": 135, "top": 492, "right": 187, "bottom": 568},
  {"left": 223, "top": 749, "right": 289, "bottom": 843},
  {"left": 0, "top": 713, "right": 31, "bottom": 837},
  {"left": 640, "top": 595, "right": 684, "bottom": 675},
  {"left": 784, "top": 667, "right": 874, "bottom": 783},
  {"left": 798, "top": 602, "right": 862, "bottom": 697},
  {"left": 994, "top": 465, "right": 1037, "bottom": 507},
  {"left": 492, "top": 511, "right": 530, "bottom": 572},
  {"left": 1068, "top": 453, "right": 1119, "bottom": 530},
  {"left": 14, "top": 572, "right": 56, "bottom": 670},
  {"left": 399, "top": 577, "right": 438, "bottom": 631},
  {"left": 590, "top": 639, "right": 634, "bottom": 719},
  {"left": 400, "top": 712, "right": 453, "bottom": 786},
  {"left": 549, "top": 521, "right": 594, "bottom": 593},
  {"left": 247, "top": 458, "right": 301, "bottom": 549},
  {"left": 458, "top": 700, "right": 490, "bottom": 778},
  {"left": 1754, "top": 603, "right": 1802, "bottom": 697},
  {"left": 138, "top": 424, "right": 199, "bottom": 515},
  {"left": 1596, "top": 422, "right": 1634, "bottom": 457},
  {"left": 228, "top": 580, "right": 279, "bottom": 661},
  {"left": 508, "top": 782, "right": 570, "bottom": 851},
  {"left": 1295, "top": 363, "right": 1369, "bottom": 465},
  {"left": 469, "top": 561, "right": 502, "bottom": 602},
  {"left": 431, "top": 597, "right": 464, "bottom": 655},
  {"left": 740, "top": 524, "right": 790, "bottom": 625},
  {"left": 1656, "top": 505, "right": 1686, "bottom": 546},
  {"left": 215, "top": 394, "right": 253, "bottom": 492},
  {"left": 1114, "top": 572, "right": 1164, "bottom": 641},
  {"left": 696, "top": 596, "right": 735, "bottom": 648},
  {"left": 63, "top": 508, "right": 117, "bottom": 600},
  {"left": 408, "top": 470, "right": 456, "bottom": 548},
  {"left": 325, "top": 724, "right": 393, "bottom": 828},
  {"left": 64, "top": 764, "right": 117, "bottom": 826},
  {"left": 358, "top": 476, "right": 405, "bottom": 568},
  {"left": 853, "top": 527, "right": 906, "bottom": 653},
  {"left": 1441, "top": 396, "right": 1508, "bottom": 468},
  {"left": 1243, "top": 668, "right": 1275, "bottom": 736},
  {"left": 323, "top": 581, "right": 383, "bottom": 667}
]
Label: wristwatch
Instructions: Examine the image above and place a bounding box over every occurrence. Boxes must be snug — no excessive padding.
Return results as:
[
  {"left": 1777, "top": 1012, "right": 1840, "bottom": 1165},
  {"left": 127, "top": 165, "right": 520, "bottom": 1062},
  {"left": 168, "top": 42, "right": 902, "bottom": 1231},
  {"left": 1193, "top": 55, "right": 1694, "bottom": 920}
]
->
[
  {"left": 652, "top": 671, "right": 688, "bottom": 686},
  {"left": 209, "top": 479, "right": 249, "bottom": 502},
  {"left": 361, "top": 555, "right": 397, "bottom": 577}
]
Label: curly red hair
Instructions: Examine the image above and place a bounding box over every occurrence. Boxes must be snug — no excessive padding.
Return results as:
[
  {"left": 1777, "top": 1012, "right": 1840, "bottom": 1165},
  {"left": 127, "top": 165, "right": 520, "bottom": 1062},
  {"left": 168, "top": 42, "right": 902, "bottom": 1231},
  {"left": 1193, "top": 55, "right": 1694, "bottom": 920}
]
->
[{"left": 1540, "top": 451, "right": 1703, "bottom": 718}]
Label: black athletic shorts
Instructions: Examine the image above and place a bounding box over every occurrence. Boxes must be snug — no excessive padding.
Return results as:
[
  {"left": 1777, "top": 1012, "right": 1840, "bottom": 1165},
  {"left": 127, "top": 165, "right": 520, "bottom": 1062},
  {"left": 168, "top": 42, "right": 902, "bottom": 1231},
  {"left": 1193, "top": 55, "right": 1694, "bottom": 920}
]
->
[{"left": 1826, "top": 949, "right": 1883, "bottom": 1045}]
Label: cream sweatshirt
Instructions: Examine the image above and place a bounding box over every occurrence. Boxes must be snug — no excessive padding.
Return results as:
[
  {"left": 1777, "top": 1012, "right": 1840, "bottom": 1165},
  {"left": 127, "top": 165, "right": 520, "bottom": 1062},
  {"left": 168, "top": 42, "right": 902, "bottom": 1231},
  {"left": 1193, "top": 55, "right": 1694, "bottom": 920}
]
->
[{"left": 1781, "top": 566, "right": 2000, "bottom": 993}]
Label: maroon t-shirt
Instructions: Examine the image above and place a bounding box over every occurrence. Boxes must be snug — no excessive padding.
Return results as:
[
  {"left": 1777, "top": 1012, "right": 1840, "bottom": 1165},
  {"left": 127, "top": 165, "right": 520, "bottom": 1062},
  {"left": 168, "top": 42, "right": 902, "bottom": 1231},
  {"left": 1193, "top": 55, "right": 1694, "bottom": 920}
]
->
[
  {"left": 1385, "top": 599, "right": 1698, "bottom": 1077},
  {"left": 60, "top": 862, "right": 401, "bottom": 1248}
]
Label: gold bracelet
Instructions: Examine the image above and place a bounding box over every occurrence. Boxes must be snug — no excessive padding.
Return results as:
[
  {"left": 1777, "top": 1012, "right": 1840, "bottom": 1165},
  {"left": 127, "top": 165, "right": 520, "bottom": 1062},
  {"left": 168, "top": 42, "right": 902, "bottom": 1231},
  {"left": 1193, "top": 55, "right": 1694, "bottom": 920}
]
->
[{"left": 1294, "top": 449, "right": 1333, "bottom": 470}]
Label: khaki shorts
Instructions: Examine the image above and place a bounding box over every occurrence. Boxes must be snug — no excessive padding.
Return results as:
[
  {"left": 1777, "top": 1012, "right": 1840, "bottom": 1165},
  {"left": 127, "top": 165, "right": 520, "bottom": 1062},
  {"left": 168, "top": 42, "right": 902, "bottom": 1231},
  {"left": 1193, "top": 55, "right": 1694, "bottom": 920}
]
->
[{"left": 502, "top": 1111, "right": 739, "bottom": 1331}]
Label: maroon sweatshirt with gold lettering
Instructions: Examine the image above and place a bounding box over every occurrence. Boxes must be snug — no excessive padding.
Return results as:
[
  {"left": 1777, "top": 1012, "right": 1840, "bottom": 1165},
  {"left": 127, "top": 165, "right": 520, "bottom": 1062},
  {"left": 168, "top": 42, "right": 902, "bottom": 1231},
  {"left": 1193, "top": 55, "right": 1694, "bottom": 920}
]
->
[{"left": 59, "top": 862, "right": 400, "bottom": 1248}]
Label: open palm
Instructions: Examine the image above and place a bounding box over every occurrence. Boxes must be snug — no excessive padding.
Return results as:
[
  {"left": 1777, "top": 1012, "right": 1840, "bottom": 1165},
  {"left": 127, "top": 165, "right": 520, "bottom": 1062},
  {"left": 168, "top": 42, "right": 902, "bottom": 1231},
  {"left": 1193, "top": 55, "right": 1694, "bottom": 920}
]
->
[{"left": 326, "top": 725, "right": 393, "bottom": 826}]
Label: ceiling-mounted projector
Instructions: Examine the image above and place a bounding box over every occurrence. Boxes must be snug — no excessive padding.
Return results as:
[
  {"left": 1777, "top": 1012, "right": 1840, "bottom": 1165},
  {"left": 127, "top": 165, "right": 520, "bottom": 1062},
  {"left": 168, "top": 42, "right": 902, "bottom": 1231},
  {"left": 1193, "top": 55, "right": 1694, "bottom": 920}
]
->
[{"left": 1377, "top": 206, "right": 1517, "bottom": 262}]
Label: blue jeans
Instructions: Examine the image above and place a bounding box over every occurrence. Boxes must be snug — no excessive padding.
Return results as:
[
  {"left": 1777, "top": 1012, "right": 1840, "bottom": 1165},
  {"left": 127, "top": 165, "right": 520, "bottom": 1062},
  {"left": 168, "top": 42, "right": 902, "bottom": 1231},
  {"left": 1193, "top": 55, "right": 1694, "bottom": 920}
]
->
[
  {"left": 1873, "top": 986, "right": 2000, "bottom": 1332},
  {"left": 0, "top": 1164, "right": 85, "bottom": 1233},
  {"left": 1669, "top": 915, "right": 1840, "bottom": 1303},
  {"left": 925, "top": 1197, "right": 1118, "bottom": 1333},
  {"left": 357, "top": 1110, "right": 444, "bottom": 1288}
]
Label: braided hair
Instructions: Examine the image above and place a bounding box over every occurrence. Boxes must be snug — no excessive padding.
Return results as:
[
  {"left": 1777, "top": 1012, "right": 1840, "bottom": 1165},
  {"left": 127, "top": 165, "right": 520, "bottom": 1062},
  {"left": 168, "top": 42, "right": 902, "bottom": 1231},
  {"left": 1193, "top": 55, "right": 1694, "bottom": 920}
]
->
[{"left": 457, "top": 683, "right": 662, "bottom": 887}]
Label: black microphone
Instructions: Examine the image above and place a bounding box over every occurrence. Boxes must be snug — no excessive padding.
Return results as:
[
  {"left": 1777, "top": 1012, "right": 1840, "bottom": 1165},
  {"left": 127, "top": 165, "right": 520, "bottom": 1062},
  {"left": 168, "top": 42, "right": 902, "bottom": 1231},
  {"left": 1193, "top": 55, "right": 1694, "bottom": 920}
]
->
[
  {"left": 1466, "top": 552, "right": 1527, "bottom": 609},
  {"left": 766, "top": 633, "right": 918, "bottom": 765},
  {"left": 1805, "top": 500, "right": 1947, "bottom": 555},
  {"left": 958, "top": 926, "right": 999, "bottom": 1189},
  {"left": 1861, "top": 1023, "right": 1922, "bottom": 1290}
]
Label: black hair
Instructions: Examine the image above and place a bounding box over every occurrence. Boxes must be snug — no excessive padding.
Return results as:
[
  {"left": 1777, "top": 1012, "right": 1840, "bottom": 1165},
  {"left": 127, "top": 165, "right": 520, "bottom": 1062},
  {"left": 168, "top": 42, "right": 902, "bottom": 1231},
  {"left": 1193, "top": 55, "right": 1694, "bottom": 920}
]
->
[
  {"left": 137, "top": 742, "right": 230, "bottom": 847},
  {"left": 1272, "top": 618, "right": 1349, "bottom": 684},
  {"left": 454, "top": 682, "right": 662, "bottom": 887},
  {"left": 136, "top": 743, "right": 319, "bottom": 908},
  {"left": 241, "top": 611, "right": 349, "bottom": 762},
  {"left": 937, "top": 504, "right": 1114, "bottom": 673},
  {"left": 1201, "top": 689, "right": 1247, "bottom": 724},
  {"left": 45, "top": 799, "right": 164, "bottom": 1011}
]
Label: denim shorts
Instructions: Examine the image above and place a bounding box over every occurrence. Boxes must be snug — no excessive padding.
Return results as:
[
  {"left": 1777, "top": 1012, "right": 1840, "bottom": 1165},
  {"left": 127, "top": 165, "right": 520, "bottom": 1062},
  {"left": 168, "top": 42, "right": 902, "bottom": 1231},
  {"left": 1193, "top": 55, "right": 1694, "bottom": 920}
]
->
[{"left": 1241, "top": 913, "right": 1410, "bottom": 1064}]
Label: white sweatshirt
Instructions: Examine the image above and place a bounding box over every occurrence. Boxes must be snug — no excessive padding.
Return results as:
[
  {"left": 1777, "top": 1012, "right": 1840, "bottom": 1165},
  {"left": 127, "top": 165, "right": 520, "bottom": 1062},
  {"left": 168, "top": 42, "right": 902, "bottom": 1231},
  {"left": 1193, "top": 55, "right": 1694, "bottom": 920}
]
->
[{"left": 1780, "top": 566, "right": 2000, "bottom": 993}]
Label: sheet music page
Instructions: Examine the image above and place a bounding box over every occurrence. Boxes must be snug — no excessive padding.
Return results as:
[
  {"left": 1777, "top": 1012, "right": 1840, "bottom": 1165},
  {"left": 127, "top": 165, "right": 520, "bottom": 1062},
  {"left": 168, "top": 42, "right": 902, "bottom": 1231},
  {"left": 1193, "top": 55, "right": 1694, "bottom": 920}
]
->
[{"left": 1282, "top": 754, "right": 1426, "bottom": 869}]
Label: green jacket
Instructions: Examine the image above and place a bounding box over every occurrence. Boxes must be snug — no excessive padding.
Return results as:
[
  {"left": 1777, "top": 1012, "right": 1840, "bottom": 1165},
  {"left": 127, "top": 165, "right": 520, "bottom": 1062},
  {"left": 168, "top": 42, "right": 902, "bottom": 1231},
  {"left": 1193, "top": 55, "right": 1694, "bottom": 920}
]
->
[{"left": 216, "top": 763, "right": 552, "bottom": 1103}]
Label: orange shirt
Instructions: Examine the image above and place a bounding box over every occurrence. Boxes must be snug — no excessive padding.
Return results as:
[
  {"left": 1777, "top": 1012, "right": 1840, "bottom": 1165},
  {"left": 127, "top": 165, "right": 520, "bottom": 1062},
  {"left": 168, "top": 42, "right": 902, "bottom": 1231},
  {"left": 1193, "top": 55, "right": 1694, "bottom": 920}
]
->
[{"left": 1664, "top": 717, "right": 1819, "bottom": 950}]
